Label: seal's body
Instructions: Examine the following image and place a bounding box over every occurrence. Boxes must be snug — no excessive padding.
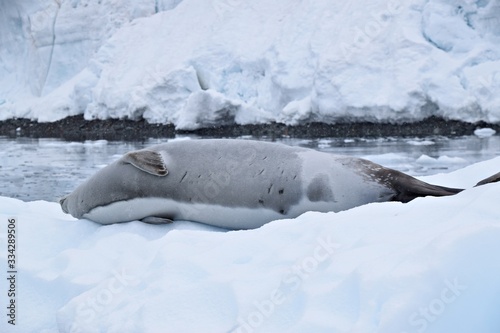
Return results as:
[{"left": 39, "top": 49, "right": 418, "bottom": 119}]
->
[{"left": 60, "top": 139, "right": 499, "bottom": 229}]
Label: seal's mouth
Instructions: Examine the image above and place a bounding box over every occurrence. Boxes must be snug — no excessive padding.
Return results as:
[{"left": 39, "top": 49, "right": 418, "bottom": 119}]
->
[{"left": 59, "top": 196, "right": 69, "bottom": 214}]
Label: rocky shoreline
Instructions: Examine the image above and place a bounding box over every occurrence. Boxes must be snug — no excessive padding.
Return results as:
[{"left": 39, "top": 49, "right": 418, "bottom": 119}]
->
[{"left": 0, "top": 115, "right": 498, "bottom": 141}]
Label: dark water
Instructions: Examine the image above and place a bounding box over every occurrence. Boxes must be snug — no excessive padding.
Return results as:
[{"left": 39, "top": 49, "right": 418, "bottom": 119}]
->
[{"left": 1, "top": 135, "right": 499, "bottom": 202}]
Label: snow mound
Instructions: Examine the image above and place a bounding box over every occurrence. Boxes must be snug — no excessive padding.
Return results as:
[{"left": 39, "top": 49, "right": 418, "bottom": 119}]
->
[
  {"left": 1, "top": 0, "right": 500, "bottom": 129},
  {"left": 1, "top": 157, "right": 500, "bottom": 332}
]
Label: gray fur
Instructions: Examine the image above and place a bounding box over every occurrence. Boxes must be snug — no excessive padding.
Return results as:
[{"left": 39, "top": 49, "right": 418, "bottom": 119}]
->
[
  {"left": 307, "top": 174, "right": 335, "bottom": 202},
  {"left": 60, "top": 139, "right": 498, "bottom": 228},
  {"left": 61, "top": 139, "right": 305, "bottom": 219}
]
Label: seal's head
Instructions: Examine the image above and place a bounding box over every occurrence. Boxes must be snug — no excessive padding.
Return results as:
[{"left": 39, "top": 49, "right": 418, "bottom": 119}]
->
[{"left": 59, "top": 148, "right": 168, "bottom": 220}]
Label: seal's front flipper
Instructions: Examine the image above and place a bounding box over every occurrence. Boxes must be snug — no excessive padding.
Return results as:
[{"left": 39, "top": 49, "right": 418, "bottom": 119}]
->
[
  {"left": 475, "top": 171, "right": 500, "bottom": 186},
  {"left": 140, "top": 216, "right": 173, "bottom": 224},
  {"left": 59, "top": 195, "right": 69, "bottom": 214},
  {"left": 122, "top": 150, "right": 168, "bottom": 176}
]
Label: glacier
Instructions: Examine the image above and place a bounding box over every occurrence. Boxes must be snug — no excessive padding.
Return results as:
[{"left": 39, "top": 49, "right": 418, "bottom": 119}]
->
[{"left": 0, "top": 0, "right": 499, "bottom": 129}]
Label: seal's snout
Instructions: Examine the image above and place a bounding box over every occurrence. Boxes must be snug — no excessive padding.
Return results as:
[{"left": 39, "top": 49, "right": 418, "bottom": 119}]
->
[{"left": 59, "top": 195, "right": 69, "bottom": 214}]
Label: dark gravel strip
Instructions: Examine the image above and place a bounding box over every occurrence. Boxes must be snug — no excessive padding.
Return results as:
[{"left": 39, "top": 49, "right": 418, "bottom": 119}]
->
[{"left": 0, "top": 115, "right": 498, "bottom": 141}]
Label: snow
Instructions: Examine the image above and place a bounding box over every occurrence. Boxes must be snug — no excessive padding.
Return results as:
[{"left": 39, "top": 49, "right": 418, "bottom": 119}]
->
[
  {"left": 1, "top": 0, "right": 500, "bottom": 129},
  {"left": 1, "top": 156, "right": 500, "bottom": 333}
]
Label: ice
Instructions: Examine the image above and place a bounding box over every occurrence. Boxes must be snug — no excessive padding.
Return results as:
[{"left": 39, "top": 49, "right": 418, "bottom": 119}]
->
[
  {"left": 1, "top": 0, "right": 499, "bottom": 128},
  {"left": 1, "top": 157, "right": 500, "bottom": 332},
  {"left": 474, "top": 127, "right": 497, "bottom": 137},
  {"left": 407, "top": 139, "right": 436, "bottom": 146},
  {"left": 416, "top": 154, "right": 468, "bottom": 165}
]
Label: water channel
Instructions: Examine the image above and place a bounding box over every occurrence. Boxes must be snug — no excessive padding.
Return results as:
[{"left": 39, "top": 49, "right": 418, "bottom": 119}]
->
[{"left": 1, "top": 135, "right": 499, "bottom": 202}]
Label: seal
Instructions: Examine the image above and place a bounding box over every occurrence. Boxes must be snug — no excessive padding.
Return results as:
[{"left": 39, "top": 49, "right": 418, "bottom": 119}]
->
[{"left": 59, "top": 139, "right": 500, "bottom": 229}]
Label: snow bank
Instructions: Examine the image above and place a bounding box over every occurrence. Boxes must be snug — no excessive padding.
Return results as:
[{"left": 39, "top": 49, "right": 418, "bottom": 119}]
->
[
  {"left": 1, "top": 157, "right": 500, "bottom": 333},
  {"left": 1, "top": 0, "right": 499, "bottom": 129}
]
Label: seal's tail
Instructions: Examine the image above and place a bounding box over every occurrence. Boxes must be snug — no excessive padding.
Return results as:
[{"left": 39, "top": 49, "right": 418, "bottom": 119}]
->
[
  {"left": 475, "top": 171, "right": 500, "bottom": 186},
  {"left": 390, "top": 175, "right": 463, "bottom": 203},
  {"left": 391, "top": 170, "right": 500, "bottom": 203}
]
